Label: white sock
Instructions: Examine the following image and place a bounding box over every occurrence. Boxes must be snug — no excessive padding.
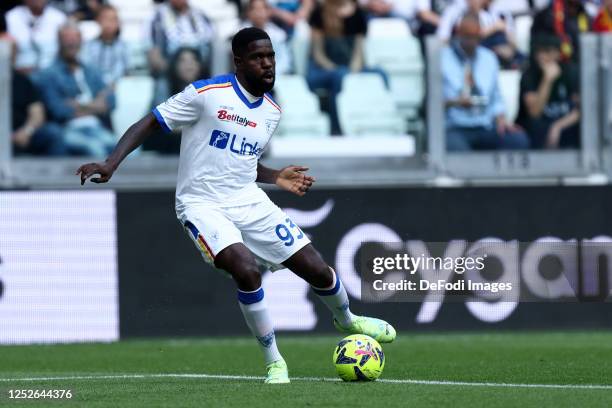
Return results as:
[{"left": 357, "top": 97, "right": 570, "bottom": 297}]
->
[
  {"left": 312, "top": 268, "right": 356, "bottom": 328},
  {"left": 237, "top": 287, "right": 283, "bottom": 365}
]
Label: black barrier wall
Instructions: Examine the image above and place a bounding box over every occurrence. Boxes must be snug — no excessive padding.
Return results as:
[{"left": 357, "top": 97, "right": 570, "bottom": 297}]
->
[{"left": 117, "top": 187, "right": 612, "bottom": 338}]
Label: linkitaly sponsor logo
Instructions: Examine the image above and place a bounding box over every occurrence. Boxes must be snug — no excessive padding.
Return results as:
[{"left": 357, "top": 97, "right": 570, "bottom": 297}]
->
[
  {"left": 217, "top": 110, "right": 257, "bottom": 127},
  {"left": 209, "top": 130, "right": 263, "bottom": 156}
]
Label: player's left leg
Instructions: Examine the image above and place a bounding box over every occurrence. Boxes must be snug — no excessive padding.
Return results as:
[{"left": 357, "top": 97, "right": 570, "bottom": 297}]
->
[
  {"left": 239, "top": 198, "right": 396, "bottom": 343},
  {"left": 283, "top": 245, "right": 396, "bottom": 343}
]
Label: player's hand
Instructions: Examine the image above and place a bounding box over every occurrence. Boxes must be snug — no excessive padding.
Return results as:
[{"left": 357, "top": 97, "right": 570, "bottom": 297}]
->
[
  {"left": 276, "top": 165, "right": 315, "bottom": 197},
  {"left": 76, "top": 162, "right": 115, "bottom": 185}
]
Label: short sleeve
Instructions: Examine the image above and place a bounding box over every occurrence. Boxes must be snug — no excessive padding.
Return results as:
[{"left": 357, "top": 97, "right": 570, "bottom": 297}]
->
[
  {"left": 153, "top": 84, "right": 201, "bottom": 132},
  {"left": 519, "top": 69, "right": 539, "bottom": 96},
  {"left": 21, "top": 74, "right": 41, "bottom": 105},
  {"left": 351, "top": 8, "right": 367, "bottom": 35},
  {"left": 309, "top": 6, "right": 323, "bottom": 30}
]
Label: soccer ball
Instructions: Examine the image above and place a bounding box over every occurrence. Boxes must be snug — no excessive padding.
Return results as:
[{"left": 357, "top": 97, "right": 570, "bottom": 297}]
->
[{"left": 333, "top": 334, "right": 385, "bottom": 381}]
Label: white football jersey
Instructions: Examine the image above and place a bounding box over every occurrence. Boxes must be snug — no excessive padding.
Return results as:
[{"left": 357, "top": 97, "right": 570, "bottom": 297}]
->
[{"left": 153, "top": 73, "right": 282, "bottom": 213}]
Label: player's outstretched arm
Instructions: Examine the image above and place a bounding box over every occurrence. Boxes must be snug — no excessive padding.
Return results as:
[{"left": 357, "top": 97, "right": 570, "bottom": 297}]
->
[
  {"left": 76, "top": 113, "right": 161, "bottom": 185},
  {"left": 257, "top": 163, "right": 315, "bottom": 197}
]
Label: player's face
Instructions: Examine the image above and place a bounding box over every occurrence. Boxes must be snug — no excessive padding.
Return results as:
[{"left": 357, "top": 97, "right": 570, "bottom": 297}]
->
[{"left": 240, "top": 39, "right": 276, "bottom": 93}]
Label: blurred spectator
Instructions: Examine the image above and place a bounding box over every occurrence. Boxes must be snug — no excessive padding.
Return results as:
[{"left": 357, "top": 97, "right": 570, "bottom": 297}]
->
[
  {"left": 35, "top": 23, "right": 116, "bottom": 157},
  {"left": 416, "top": 0, "right": 459, "bottom": 40},
  {"left": 50, "top": 0, "right": 105, "bottom": 21},
  {"left": 6, "top": 0, "right": 67, "bottom": 73},
  {"left": 438, "top": 0, "right": 523, "bottom": 68},
  {"left": 593, "top": 0, "right": 612, "bottom": 31},
  {"left": 146, "top": 0, "right": 214, "bottom": 105},
  {"left": 268, "top": 0, "right": 314, "bottom": 34},
  {"left": 143, "top": 47, "right": 205, "bottom": 154},
  {"left": 442, "top": 15, "right": 529, "bottom": 151},
  {"left": 1, "top": 35, "right": 67, "bottom": 155},
  {"left": 307, "top": 0, "right": 388, "bottom": 134},
  {"left": 517, "top": 35, "right": 580, "bottom": 148},
  {"left": 82, "top": 5, "right": 128, "bottom": 86},
  {"left": 531, "top": 0, "right": 591, "bottom": 62},
  {"left": 242, "top": 0, "right": 292, "bottom": 74}
]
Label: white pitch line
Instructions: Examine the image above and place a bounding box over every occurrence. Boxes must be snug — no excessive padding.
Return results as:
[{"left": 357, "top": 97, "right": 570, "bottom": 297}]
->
[{"left": 0, "top": 374, "right": 610, "bottom": 391}]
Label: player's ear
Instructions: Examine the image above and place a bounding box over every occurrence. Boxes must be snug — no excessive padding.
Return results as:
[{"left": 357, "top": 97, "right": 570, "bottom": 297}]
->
[{"left": 234, "top": 54, "right": 243, "bottom": 69}]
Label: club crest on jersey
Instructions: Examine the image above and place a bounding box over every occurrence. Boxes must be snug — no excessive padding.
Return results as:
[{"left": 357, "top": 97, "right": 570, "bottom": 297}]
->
[
  {"left": 209, "top": 129, "right": 263, "bottom": 157},
  {"left": 265, "top": 118, "right": 279, "bottom": 137},
  {"left": 217, "top": 109, "right": 257, "bottom": 128}
]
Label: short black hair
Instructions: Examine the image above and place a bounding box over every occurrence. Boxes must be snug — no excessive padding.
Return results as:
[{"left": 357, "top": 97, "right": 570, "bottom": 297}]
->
[{"left": 231, "top": 27, "right": 270, "bottom": 56}]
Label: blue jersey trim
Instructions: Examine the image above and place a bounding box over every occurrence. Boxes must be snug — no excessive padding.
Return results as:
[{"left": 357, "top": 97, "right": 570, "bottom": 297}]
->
[
  {"left": 237, "top": 287, "right": 264, "bottom": 304},
  {"left": 191, "top": 73, "right": 234, "bottom": 90},
  {"left": 230, "top": 74, "right": 264, "bottom": 109},
  {"left": 152, "top": 107, "right": 171, "bottom": 133}
]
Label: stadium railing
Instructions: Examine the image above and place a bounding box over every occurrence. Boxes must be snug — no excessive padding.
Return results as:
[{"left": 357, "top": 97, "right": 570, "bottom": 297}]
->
[
  {"left": 601, "top": 34, "right": 612, "bottom": 180},
  {"left": 0, "top": 41, "right": 10, "bottom": 184}
]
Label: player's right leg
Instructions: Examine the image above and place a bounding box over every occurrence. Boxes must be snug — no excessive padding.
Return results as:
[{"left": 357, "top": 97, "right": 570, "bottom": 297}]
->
[
  {"left": 180, "top": 209, "right": 288, "bottom": 384},
  {"left": 214, "top": 244, "right": 289, "bottom": 384}
]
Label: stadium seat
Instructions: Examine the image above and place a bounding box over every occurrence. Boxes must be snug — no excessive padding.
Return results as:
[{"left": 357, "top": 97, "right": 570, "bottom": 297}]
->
[
  {"left": 273, "top": 75, "right": 331, "bottom": 137},
  {"left": 365, "top": 31, "right": 424, "bottom": 118},
  {"left": 367, "top": 18, "right": 411, "bottom": 38},
  {"left": 111, "top": 76, "right": 154, "bottom": 137},
  {"left": 515, "top": 15, "right": 533, "bottom": 55},
  {"left": 365, "top": 34, "right": 422, "bottom": 74},
  {"left": 498, "top": 70, "right": 522, "bottom": 123},
  {"left": 337, "top": 73, "right": 407, "bottom": 136},
  {"left": 342, "top": 73, "right": 387, "bottom": 99}
]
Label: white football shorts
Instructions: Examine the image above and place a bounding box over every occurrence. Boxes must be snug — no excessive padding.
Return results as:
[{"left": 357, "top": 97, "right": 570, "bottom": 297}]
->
[{"left": 178, "top": 196, "right": 311, "bottom": 271}]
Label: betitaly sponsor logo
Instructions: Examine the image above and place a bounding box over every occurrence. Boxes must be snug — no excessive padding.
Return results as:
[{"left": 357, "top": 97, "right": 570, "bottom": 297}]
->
[{"left": 217, "top": 109, "right": 257, "bottom": 128}]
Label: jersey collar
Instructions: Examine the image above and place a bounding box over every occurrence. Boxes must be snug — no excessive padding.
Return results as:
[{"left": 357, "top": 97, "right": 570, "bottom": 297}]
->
[{"left": 231, "top": 75, "right": 264, "bottom": 109}]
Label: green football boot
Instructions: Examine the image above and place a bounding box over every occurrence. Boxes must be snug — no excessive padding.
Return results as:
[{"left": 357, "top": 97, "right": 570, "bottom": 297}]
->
[
  {"left": 265, "top": 359, "right": 290, "bottom": 384},
  {"left": 334, "top": 316, "right": 397, "bottom": 343}
]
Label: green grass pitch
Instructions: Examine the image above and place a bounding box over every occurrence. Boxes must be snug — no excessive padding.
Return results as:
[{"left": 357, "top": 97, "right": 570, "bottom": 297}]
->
[{"left": 0, "top": 332, "right": 611, "bottom": 407}]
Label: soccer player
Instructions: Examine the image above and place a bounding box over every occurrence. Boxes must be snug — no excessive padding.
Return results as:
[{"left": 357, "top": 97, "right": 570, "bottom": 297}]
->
[{"left": 76, "top": 27, "right": 396, "bottom": 384}]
